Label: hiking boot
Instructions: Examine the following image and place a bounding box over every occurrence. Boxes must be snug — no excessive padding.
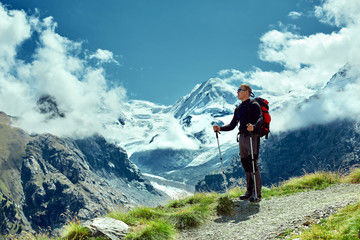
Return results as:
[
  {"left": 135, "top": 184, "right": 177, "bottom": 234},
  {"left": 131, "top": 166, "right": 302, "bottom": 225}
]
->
[
  {"left": 239, "top": 193, "right": 251, "bottom": 200},
  {"left": 240, "top": 172, "right": 253, "bottom": 201},
  {"left": 249, "top": 196, "right": 261, "bottom": 203}
]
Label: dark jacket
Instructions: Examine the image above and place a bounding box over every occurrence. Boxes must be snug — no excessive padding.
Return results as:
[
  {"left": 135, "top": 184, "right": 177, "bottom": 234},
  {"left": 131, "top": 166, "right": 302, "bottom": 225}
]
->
[{"left": 220, "top": 99, "right": 263, "bottom": 135}]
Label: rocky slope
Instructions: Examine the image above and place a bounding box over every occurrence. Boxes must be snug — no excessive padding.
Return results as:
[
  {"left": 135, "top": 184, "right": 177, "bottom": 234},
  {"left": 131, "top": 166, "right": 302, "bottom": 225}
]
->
[
  {"left": 0, "top": 112, "right": 165, "bottom": 236},
  {"left": 0, "top": 112, "right": 32, "bottom": 235}
]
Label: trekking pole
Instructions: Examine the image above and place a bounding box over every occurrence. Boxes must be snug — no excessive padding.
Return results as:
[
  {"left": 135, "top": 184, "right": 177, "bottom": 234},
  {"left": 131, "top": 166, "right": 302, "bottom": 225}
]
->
[
  {"left": 249, "top": 134, "right": 259, "bottom": 202},
  {"left": 215, "top": 131, "right": 228, "bottom": 193}
]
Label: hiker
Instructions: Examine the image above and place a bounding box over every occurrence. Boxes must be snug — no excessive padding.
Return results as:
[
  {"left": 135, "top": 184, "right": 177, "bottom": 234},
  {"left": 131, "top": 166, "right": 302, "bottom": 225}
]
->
[{"left": 213, "top": 83, "right": 263, "bottom": 202}]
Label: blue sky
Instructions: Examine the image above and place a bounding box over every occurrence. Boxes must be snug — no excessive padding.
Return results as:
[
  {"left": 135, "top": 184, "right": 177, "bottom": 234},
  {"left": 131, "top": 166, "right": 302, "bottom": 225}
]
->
[
  {"left": 1, "top": 0, "right": 360, "bottom": 140},
  {"left": 1, "top": 0, "right": 338, "bottom": 105}
]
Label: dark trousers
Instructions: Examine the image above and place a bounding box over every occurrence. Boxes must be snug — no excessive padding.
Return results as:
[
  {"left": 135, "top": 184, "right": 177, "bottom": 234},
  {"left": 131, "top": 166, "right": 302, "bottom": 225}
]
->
[{"left": 239, "top": 134, "right": 262, "bottom": 197}]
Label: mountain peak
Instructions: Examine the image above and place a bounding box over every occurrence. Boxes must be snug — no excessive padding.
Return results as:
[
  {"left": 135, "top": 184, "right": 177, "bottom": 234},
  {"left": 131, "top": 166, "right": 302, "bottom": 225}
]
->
[
  {"left": 323, "top": 63, "right": 358, "bottom": 91},
  {"left": 171, "top": 78, "right": 239, "bottom": 119}
]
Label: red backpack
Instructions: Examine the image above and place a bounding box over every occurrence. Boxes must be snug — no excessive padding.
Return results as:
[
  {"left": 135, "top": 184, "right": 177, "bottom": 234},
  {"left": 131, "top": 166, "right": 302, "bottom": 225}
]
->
[{"left": 252, "top": 97, "right": 271, "bottom": 139}]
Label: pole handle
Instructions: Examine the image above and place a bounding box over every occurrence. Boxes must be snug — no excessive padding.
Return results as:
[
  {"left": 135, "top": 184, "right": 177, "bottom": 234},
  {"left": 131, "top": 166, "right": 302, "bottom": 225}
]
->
[{"left": 215, "top": 131, "right": 221, "bottom": 138}]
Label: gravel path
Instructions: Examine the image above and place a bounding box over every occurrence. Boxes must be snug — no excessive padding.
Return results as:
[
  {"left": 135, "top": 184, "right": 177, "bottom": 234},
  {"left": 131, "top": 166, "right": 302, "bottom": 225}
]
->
[{"left": 177, "top": 183, "right": 360, "bottom": 240}]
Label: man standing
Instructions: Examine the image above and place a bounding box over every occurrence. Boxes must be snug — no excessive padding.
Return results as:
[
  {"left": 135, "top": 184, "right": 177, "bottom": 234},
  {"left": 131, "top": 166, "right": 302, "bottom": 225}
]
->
[{"left": 213, "top": 84, "right": 263, "bottom": 202}]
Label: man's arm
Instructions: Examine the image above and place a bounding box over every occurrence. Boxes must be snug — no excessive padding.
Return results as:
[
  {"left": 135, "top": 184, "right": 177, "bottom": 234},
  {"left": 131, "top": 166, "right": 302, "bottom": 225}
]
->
[{"left": 213, "top": 108, "right": 239, "bottom": 132}]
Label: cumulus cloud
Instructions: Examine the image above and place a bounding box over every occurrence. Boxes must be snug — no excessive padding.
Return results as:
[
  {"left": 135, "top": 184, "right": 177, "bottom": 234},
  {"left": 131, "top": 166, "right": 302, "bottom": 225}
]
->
[
  {"left": 0, "top": 4, "right": 31, "bottom": 72},
  {"left": 0, "top": 4, "right": 127, "bottom": 138},
  {"left": 270, "top": 65, "right": 360, "bottom": 133},
  {"left": 315, "top": 0, "right": 360, "bottom": 26},
  {"left": 217, "top": 69, "right": 245, "bottom": 84},
  {"left": 145, "top": 116, "right": 200, "bottom": 151},
  {"left": 218, "top": 0, "right": 360, "bottom": 132}
]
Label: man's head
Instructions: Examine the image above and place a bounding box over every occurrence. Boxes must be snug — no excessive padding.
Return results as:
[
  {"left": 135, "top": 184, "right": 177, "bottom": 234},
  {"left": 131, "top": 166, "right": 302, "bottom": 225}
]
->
[{"left": 237, "top": 84, "right": 252, "bottom": 102}]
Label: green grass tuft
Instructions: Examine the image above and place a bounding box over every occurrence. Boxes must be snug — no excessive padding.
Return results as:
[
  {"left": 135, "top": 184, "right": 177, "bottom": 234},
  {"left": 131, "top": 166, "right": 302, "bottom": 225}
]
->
[
  {"left": 60, "top": 210, "right": 91, "bottom": 240},
  {"left": 125, "top": 220, "right": 176, "bottom": 240},
  {"left": 167, "top": 192, "right": 216, "bottom": 209},
  {"left": 216, "top": 195, "right": 234, "bottom": 216},
  {"left": 228, "top": 186, "right": 244, "bottom": 198},
  {"left": 262, "top": 171, "right": 341, "bottom": 199},
  {"left": 170, "top": 205, "right": 209, "bottom": 230},
  {"left": 343, "top": 167, "right": 360, "bottom": 183},
  {"left": 61, "top": 220, "right": 91, "bottom": 240},
  {"left": 290, "top": 201, "right": 360, "bottom": 239},
  {"left": 107, "top": 206, "right": 165, "bottom": 226},
  {"left": 107, "top": 192, "right": 218, "bottom": 239}
]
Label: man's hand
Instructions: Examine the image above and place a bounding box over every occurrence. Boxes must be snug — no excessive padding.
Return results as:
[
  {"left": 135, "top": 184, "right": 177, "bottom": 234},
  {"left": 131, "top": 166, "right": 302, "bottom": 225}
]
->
[
  {"left": 213, "top": 125, "right": 220, "bottom": 132},
  {"left": 247, "top": 123, "right": 254, "bottom": 132}
]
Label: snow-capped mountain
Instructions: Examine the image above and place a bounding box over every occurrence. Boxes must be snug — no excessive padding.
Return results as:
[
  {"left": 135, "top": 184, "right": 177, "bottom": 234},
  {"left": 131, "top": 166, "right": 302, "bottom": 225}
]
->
[
  {"left": 171, "top": 78, "right": 239, "bottom": 119},
  {"left": 322, "top": 63, "right": 360, "bottom": 91},
  {"left": 124, "top": 79, "right": 243, "bottom": 187},
  {"left": 119, "top": 73, "right": 316, "bottom": 187},
  {"left": 117, "top": 63, "right": 360, "bottom": 193}
]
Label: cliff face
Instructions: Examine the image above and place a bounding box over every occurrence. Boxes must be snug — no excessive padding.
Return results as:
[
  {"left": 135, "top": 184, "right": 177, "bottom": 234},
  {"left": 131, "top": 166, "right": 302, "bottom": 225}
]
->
[
  {"left": 0, "top": 112, "right": 31, "bottom": 235},
  {"left": 21, "top": 134, "right": 124, "bottom": 232},
  {"left": 0, "top": 112, "right": 164, "bottom": 235}
]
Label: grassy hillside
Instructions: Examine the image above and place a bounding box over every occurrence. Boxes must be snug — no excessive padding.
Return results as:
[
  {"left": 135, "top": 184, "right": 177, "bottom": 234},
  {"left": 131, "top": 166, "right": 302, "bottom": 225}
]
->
[{"left": 9, "top": 168, "right": 359, "bottom": 240}]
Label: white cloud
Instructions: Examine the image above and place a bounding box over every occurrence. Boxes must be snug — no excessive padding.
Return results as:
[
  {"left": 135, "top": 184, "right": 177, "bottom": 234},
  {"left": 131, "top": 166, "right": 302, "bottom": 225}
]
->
[
  {"left": 270, "top": 65, "right": 360, "bottom": 133},
  {"left": 315, "top": 0, "right": 360, "bottom": 26},
  {"left": 0, "top": 4, "right": 127, "bottom": 139},
  {"left": 288, "top": 11, "right": 302, "bottom": 19},
  {"left": 259, "top": 29, "right": 351, "bottom": 70},
  {"left": 88, "top": 49, "right": 120, "bottom": 65},
  {"left": 217, "top": 69, "right": 245, "bottom": 84},
  {"left": 0, "top": 3, "right": 31, "bottom": 72},
  {"left": 145, "top": 116, "right": 200, "bottom": 151}
]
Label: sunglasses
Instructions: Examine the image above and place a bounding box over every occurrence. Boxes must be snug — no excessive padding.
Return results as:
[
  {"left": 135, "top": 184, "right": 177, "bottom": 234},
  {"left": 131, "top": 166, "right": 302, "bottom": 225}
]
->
[{"left": 237, "top": 88, "right": 248, "bottom": 92}]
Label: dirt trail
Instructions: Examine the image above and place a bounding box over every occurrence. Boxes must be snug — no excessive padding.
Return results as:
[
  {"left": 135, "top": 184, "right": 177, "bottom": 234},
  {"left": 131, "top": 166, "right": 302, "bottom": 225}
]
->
[{"left": 177, "top": 183, "right": 360, "bottom": 240}]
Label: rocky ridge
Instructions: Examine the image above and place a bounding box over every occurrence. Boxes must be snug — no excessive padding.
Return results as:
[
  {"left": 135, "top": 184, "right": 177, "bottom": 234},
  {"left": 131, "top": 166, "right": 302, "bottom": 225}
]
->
[{"left": 0, "top": 112, "right": 165, "bottom": 236}]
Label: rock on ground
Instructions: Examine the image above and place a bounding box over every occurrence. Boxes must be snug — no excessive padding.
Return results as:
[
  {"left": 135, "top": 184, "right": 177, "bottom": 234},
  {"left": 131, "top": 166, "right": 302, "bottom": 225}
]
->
[{"left": 84, "top": 217, "right": 129, "bottom": 240}]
